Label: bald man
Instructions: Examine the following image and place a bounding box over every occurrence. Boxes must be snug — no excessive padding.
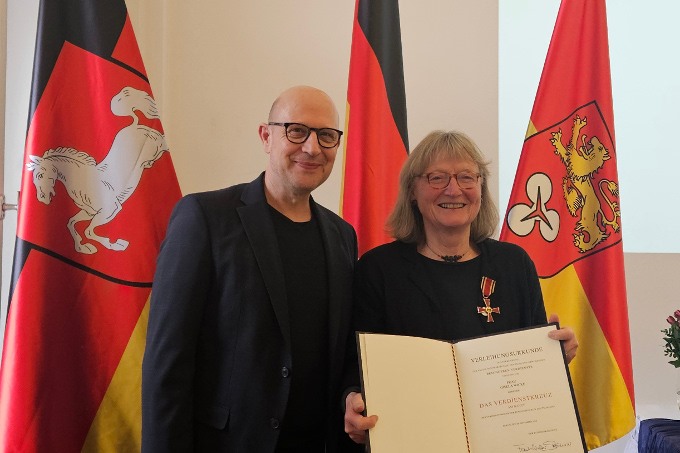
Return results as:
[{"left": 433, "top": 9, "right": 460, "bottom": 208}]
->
[{"left": 142, "top": 86, "right": 360, "bottom": 452}]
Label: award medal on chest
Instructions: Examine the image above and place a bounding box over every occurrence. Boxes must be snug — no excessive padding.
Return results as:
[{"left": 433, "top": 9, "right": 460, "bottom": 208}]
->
[{"left": 477, "top": 276, "right": 499, "bottom": 322}]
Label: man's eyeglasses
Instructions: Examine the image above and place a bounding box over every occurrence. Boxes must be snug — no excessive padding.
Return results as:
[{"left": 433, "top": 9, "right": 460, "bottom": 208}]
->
[
  {"left": 268, "top": 122, "right": 343, "bottom": 149},
  {"left": 421, "top": 171, "right": 481, "bottom": 189}
]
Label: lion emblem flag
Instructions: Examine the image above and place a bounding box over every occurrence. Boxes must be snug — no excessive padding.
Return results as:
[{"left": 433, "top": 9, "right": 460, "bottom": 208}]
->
[
  {"left": 500, "top": 0, "right": 635, "bottom": 449},
  {"left": 0, "top": 0, "right": 181, "bottom": 451}
]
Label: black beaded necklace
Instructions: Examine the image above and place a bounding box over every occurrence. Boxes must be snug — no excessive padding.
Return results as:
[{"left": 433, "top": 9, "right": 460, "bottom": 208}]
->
[{"left": 425, "top": 243, "right": 468, "bottom": 263}]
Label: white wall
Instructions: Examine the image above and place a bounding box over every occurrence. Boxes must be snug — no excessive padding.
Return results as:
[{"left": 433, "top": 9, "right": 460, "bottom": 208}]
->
[
  {"left": 2, "top": 0, "right": 38, "bottom": 350},
  {"left": 0, "top": 0, "right": 5, "bottom": 343},
  {"left": 3, "top": 1, "right": 678, "bottom": 452}
]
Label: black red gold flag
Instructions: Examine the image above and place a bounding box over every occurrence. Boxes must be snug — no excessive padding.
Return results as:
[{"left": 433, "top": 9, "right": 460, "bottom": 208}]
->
[{"left": 341, "top": 0, "right": 408, "bottom": 256}]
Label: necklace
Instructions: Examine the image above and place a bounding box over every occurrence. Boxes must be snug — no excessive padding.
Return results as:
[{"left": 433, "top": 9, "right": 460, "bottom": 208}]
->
[{"left": 425, "top": 242, "right": 468, "bottom": 263}]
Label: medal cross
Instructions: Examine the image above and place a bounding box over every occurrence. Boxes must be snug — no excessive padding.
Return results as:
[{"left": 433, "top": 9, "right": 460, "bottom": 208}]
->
[{"left": 477, "top": 297, "right": 500, "bottom": 323}]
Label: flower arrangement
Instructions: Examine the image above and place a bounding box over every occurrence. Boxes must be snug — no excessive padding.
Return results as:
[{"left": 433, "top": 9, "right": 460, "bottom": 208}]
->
[{"left": 663, "top": 310, "right": 680, "bottom": 368}]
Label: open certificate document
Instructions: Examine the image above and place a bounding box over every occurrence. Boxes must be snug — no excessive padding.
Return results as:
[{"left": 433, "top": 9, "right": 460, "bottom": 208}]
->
[{"left": 358, "top": 324, "right": 587, "bottom": 453}]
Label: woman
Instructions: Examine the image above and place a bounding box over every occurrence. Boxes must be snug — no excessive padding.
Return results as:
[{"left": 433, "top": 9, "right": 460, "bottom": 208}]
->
[{"left": 343, "top": 130, "right": 578, "bottom": 444}]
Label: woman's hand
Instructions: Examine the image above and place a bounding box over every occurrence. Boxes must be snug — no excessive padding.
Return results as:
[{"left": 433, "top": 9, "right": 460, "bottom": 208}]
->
[
  {"left": 548, "top": 313, "right": 579, "bottom": 364},
  {"left": 344, "top": 392, "right": 378, "bottom": 444}
]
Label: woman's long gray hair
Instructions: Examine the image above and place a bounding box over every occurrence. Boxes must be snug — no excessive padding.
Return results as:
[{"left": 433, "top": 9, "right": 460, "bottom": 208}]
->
[{"left": 386, "top": 130, "right": 499, "bottom": 244}]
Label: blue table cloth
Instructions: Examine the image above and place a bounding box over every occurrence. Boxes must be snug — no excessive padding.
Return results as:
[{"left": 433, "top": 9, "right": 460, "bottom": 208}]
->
[{"left": 639, "top": 418, "right": 680, "bottom": 453}]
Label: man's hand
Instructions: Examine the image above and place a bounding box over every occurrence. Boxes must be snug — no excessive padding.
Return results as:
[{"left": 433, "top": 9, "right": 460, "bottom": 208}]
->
[
  {"left": 344, "top": 392, "right": 378, "bottom": 444},
  {"left": 547, "top": 313, "right": 579, "bottom": 364}
]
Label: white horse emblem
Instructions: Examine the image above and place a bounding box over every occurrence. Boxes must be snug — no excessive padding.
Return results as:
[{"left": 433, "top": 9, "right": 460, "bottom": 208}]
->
[{"left": 26, "top": 87, "right": 168, "bottom": 254}]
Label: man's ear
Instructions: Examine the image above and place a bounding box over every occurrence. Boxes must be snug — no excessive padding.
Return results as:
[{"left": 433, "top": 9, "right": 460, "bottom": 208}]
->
[{"left": 258, "top": 123, "right": 271, "bottom": 153}]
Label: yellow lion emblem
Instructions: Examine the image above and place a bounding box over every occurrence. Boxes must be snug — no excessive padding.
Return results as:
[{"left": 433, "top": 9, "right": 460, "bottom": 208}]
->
[{"left": 549, "top": 115, "right": 620, "bottom": 252}]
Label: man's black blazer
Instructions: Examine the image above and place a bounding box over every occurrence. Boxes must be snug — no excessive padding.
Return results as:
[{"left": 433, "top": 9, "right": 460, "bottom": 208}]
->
[{"left": 142, "top": 173, "right": 358, "bottom": 452}]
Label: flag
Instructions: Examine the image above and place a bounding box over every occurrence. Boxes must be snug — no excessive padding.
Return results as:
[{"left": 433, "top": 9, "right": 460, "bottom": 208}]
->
[
  {"left": 0, "top": 0, "right": 182, "bottom": 451},
  {"left": 341, "top": 0, "right": 408, "bottom": 256},
  {"left": 500, "top": 0, "right": 634, "bottom": 448}
]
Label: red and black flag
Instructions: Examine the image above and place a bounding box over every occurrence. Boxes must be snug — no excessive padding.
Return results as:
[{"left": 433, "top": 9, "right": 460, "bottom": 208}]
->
[
  {"left": 0, "top": 0, "right": 181, "bottom": 451},
  {"left": 500, "top": 0, "right": 634, "bottom": 447},
  {"left": 341, "top": 0, "right": 408, "bottom": 256}
]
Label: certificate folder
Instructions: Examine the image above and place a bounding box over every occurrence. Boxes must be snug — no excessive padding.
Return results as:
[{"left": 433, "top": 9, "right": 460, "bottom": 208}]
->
[{"left": 358, "top": 324, "right": 586, "bottom": 453}]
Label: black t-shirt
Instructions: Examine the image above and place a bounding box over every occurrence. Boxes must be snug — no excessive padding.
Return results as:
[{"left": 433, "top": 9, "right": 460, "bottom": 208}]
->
[
  {"left": 269, "top": 206, "right": 329, "bottom": 452},
  {"left": 418, "top": 253, "right": 490, "bottom": 341}
]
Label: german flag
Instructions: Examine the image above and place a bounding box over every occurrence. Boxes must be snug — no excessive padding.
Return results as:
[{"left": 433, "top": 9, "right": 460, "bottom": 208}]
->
[
  {"left": 341, "top": 0, "right": 408, "bottom": 256},
  {"left": 500, "top": 0, "right": 635, "bottom": 448},
  {"left": 0, "top": 0, "right": 181, "bottom": 451}
]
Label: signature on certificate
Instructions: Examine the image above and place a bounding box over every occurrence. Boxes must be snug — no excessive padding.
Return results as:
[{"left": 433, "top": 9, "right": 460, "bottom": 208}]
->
[{"left": 515, "top": 441, "right": 572, "bottom": 451}]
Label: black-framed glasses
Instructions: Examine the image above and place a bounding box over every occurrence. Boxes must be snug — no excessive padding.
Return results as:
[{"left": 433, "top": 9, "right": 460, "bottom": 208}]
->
[
  {"left": 268, "top": 122, "right": 343, "bottom": 148},
  {"left": 422, "top": 171, "right": 481, "bottom": 189}
]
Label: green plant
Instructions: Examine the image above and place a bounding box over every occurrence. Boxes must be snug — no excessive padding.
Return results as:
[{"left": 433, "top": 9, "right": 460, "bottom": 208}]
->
[{"left": 663, "top": 310, "right": 680, "bottom": 368}]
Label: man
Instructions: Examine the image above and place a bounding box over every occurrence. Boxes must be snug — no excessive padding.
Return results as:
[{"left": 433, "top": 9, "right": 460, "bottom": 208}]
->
[{"left": 142, "top": 86, "right": 359, "bottom": 452}]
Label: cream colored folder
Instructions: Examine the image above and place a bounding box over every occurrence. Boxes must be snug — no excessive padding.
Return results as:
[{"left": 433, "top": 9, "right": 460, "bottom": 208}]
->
[{"left": 358, "top": 325, "right": 586, "bottom": 453}]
